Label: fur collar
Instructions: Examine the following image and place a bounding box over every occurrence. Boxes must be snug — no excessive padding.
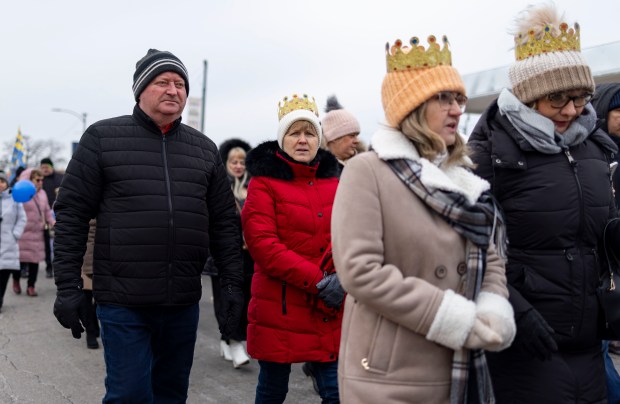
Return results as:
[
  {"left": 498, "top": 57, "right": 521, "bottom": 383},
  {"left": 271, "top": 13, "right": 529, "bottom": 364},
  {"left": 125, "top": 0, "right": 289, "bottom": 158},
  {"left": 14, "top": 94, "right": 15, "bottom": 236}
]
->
[
  {"left": 246, "top": 140, "right": 339, "bottom": 181},
  {"left": 370, "top": 127, "right": 490, "bottom": 205}
]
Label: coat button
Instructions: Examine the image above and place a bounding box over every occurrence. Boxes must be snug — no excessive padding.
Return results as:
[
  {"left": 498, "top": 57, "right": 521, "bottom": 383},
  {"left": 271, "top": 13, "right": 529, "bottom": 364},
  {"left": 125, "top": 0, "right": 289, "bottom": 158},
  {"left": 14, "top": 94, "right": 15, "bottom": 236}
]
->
[
  {"left": 517, "top": 161, "right": 524, "bottom": 166},
  {"left": 320, "top": 247, "right": 325, "bottom": 253},
  {"left": 457, "top": 262, "right": 467, "bottom": 275},
  {"left": 495, "top": 158, "right": 502, "bottom": 164},
  {"left": 330, "top": 354, "right": 335, "bottom": 359},
  {"left": 304, "top": 281, "right": 308, "bottom": 286},
  {"left": 435, "top": 265, "right": 447, "bottom": 278},
  {"left": 318, "top": 212, "right": 323, "bottom": 217},
  {"left": 308, "top": 181, "right": 314, "bottom": 185},
  {"left": 323, "top": 317, "right": 329, "bottom": 322}
]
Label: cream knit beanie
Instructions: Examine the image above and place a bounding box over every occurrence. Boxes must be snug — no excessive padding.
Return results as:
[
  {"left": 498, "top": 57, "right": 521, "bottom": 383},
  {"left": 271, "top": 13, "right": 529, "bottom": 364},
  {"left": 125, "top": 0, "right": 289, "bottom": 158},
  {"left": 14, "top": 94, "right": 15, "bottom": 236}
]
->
[{"left": 508, "top": 3, "right": 594, "bottom": 104}]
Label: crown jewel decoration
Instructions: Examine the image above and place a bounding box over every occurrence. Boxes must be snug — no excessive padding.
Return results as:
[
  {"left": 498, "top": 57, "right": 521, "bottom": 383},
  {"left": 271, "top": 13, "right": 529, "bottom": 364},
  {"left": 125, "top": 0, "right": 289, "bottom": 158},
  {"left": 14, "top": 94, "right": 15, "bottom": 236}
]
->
[
  {"left": 277, "top": 94, "right": 319, "bottom": 120},
  {"left": 385, "top": 35, "right": 452, "bottom": 72},
  {"left": 514, "top": 22, "right": 581, "bottom": 61}
]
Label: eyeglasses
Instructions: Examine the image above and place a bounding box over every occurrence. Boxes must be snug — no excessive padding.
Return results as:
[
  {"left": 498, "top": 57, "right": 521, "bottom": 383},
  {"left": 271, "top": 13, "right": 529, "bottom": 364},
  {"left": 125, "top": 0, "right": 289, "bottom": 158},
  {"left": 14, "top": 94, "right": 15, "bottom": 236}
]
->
[
  {"left": 33, "top": 178, "right": 43, "bottom": 183},
  {"left": 546, "top": 92, "right": 593, "bottom": 109},
  {"left": 431, "top": 92, "right": 468, "bottom": 113}
]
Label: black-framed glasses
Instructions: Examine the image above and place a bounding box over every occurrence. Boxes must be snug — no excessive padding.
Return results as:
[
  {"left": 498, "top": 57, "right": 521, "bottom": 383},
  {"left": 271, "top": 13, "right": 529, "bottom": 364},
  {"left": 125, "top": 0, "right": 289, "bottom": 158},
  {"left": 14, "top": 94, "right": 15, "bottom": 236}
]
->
[
  {"left": 432, "top": 92, "right": 468, "bottom": 113},
  {"left": 546, "top": 92, "right": 593, "bottom": 109}
]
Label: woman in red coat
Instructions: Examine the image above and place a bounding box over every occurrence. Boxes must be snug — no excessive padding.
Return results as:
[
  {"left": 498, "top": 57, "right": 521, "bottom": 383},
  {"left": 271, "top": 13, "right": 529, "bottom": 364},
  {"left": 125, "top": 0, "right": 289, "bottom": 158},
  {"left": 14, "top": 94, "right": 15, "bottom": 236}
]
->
[{"left": 242, "top": 94, "right": 342, "bottom": 403}]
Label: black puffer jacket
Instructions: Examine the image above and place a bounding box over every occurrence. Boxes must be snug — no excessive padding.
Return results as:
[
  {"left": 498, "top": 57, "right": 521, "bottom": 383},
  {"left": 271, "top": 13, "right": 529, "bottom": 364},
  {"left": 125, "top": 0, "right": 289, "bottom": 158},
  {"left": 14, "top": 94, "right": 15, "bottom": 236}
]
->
[
  {"left": 54, "top": 105, "right": 242, "bottom": 306},
  {"left": 468, "top": 101, "right": 617, "bottom": 403}
]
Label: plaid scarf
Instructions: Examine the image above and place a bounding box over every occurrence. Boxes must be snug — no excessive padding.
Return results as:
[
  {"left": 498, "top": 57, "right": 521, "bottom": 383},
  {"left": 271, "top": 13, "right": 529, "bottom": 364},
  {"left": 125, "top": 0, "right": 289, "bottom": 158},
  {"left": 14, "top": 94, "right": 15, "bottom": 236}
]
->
[{"left": 387, "top": 158, "right": 504, "bottom": 404}]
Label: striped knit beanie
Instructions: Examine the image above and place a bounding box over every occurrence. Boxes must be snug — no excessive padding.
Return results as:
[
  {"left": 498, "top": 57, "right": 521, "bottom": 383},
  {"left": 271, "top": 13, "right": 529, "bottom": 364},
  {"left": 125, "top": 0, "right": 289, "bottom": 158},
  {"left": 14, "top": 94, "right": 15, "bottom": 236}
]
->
[
  {"left": 132, "top": 49, "right": 189, "bottom": 101},
  {"left": 508, "top": 4, "right": 594, "bottom": 104}
]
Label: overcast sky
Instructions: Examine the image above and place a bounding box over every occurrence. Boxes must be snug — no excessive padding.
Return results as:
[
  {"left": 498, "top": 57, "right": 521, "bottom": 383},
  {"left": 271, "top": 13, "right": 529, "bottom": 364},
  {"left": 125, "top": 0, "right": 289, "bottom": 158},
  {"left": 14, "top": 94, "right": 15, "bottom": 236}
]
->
[{"left": 2, "top": 0, "right": 618, "bottom": 168}]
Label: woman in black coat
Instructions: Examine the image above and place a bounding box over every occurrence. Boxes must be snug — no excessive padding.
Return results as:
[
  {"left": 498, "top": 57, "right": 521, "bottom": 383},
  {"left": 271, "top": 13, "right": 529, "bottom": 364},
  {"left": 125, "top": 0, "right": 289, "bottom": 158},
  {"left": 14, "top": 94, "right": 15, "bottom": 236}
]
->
[{"left": 468, "top": 4, "right": 620, "bottom": 403}]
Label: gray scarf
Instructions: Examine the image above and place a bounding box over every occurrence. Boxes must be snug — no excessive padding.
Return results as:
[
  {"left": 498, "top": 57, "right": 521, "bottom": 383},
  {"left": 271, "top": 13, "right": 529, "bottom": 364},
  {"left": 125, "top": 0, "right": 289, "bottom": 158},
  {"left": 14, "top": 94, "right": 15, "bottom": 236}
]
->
[{"left": 497, "top": 89, "right": 596, "bottom": 154}]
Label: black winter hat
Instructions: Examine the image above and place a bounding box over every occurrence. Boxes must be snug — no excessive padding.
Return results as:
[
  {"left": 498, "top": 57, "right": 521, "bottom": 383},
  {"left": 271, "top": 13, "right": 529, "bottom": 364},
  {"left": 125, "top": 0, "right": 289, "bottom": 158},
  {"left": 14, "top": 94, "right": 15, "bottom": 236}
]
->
[
  {"left": 610, "top": 90, "right": 620, "bottom": 112},
  {"left": 132, "top": 49, "right": 189, "bottom": 101},
  {"left": 40, "top": 157, "right": 54, "bottom": 167},
  {"left": 218, "top": 138, "right": 252, "bottom": 164}
]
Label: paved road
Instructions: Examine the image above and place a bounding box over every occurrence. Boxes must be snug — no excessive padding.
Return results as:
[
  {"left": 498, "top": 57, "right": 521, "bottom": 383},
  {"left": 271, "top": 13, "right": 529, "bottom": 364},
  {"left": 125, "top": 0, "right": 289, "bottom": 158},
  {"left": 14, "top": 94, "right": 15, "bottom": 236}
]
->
[{"left": 0, "top": 269, "right": 317, "bottom": 403}]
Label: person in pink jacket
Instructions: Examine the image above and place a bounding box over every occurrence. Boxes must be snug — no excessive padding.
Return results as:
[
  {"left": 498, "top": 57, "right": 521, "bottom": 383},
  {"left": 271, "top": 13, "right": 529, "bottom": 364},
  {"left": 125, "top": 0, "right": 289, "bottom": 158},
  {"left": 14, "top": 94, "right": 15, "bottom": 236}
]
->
[{"left": 17, "top": 168, "right": 55, "bottom": 296}]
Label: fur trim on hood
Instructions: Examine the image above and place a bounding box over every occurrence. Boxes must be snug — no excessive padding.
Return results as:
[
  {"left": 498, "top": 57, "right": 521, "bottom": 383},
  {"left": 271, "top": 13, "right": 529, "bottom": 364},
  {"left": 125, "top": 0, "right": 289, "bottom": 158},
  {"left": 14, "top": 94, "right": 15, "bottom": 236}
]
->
[
  {"left": 218, "top": 138, "right": 252, "bottom": 163},
  {"left": 246, "top": 140, "right": 339, "bottom": 180}
]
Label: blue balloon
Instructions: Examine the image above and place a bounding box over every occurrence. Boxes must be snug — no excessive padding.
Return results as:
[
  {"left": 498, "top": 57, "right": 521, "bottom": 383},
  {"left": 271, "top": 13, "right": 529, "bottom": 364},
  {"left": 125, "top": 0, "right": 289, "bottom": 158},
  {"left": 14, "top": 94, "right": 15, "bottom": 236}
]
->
[{"left": 12, "top": 180, "right": 37, "bottom": 203}]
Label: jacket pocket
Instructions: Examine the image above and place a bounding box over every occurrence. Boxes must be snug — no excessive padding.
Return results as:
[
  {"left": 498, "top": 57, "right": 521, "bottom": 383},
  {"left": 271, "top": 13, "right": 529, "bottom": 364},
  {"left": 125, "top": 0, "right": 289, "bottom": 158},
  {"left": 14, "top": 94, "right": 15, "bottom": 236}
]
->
[{"left": 361, "top": 315, "right": 397, "bottom": 375}]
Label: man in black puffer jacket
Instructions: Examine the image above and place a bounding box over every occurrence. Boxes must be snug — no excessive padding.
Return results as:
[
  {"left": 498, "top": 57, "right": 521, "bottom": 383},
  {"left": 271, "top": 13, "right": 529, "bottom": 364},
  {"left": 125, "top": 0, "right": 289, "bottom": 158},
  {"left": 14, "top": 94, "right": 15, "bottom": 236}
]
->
[
  {"left": 592, "top": 83, "right": 620, "bottom": 209},
  {"left": 52, "top": 49, "right": 243, "bottom": 403}
]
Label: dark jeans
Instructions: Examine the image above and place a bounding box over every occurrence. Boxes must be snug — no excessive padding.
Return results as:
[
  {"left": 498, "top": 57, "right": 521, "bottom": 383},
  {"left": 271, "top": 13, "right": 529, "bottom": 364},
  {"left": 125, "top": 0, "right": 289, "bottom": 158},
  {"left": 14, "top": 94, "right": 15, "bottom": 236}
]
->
[
  {"left": 603, "top": 341, "right": 620, "bottom": 402},
  {"left": 97, "top": 303, "right": 199, "bottom": 404},
  {"left": 255, "top": 360, "right": 339, "bottom": 404},
  {"left": 20, "top": 262, "right": 39, "bottom": 288}
]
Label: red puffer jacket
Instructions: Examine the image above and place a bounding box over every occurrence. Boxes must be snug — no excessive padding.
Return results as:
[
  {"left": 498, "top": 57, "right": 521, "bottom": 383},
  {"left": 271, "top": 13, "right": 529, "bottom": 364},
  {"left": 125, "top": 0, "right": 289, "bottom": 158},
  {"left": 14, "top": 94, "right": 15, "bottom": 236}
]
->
[{"left": 242, "top": 141, "right": 342, "bottom": 363}]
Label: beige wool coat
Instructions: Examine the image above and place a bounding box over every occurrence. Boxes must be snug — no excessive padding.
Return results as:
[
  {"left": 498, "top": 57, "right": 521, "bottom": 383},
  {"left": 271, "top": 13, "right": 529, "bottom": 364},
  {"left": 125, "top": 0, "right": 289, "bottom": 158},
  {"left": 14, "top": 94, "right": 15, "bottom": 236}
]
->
[{"left": 332, "top": 128, "right": 509, "bottom": 403}]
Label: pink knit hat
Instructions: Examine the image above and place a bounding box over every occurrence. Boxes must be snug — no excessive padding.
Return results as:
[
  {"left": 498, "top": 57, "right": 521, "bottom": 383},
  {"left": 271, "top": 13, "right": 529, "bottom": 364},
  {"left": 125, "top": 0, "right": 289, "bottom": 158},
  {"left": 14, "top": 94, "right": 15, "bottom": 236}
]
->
[{"left": 321, "top": 96, "right": 361, "bottom": 143}]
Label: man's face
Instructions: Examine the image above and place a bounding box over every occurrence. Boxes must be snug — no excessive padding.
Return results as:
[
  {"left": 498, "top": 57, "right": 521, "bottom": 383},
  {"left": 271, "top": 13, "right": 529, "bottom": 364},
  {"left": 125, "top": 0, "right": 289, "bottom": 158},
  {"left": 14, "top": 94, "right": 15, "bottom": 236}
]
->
[
  {"left": 608, "top": 109, "right": 620, "bottom": 137},
  {"left": 40, "top": 164, "right": 53, "bottom": 176},
  {"left": 138, "top": 71, "right": 187, "bottom": 125}
]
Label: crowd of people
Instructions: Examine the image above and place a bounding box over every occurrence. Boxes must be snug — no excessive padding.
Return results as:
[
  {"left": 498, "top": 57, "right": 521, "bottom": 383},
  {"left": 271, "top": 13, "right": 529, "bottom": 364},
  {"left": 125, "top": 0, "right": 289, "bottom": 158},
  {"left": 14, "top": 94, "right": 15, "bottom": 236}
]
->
[{"left": 3, "top": 1, "right": 620, "bottom": 403}]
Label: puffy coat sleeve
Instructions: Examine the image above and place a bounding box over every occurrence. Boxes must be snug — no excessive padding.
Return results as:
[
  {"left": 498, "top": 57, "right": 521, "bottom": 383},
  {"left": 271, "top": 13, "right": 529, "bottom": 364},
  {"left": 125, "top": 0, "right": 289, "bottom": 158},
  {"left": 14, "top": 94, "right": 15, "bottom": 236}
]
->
[
  {"left": 206, "top": 151, "right": 243, "bottom": 288},
  {"left": 242, "top": 177, "right": 324, "bottom": 293},
  {"left": 13, "top": 203, "right": 27, "bottom": 240},
  {"left": 332, "top": 154, "right": 451, "bottom": 335},
  {"left": 53, "top": 128, "right": 104, "bottom": 286}
]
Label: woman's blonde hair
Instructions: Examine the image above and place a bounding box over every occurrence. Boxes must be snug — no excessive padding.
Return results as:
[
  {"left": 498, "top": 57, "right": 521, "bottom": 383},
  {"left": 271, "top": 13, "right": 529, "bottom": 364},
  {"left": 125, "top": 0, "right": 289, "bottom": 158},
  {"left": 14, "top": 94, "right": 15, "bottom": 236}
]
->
[
  {"left": 227, "top": 147, "right": 248, "bottom": 202},
  {"left": 286, "top": 120, "right": 318, "bottom": 137},
  {"left": 30, "top": 169, "right": 43, "bottom": 180},
  {"left": 398, "top": 102, "right": 472, "bottom": 168}
]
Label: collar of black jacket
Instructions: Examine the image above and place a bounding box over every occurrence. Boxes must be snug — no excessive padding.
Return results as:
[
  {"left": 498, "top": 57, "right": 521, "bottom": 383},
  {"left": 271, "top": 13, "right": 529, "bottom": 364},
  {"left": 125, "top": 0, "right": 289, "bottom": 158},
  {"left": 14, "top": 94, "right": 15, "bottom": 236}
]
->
[
  {"left": 245, "top": 140, "right": 339, "bottom": 180},
  {"left": 132, "top": 104, "right": 182, "bottom": 135}
]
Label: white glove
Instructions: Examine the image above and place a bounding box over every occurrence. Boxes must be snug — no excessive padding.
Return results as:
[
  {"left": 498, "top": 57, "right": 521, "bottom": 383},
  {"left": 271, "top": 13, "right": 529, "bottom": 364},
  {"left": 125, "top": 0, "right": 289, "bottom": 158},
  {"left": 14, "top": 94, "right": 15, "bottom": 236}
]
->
[
  {"left": 475, "top": 292, "right": 516, "bottom": 352},
  {"left": 464, "top": 317, "right": 503, "bottom": 350}
]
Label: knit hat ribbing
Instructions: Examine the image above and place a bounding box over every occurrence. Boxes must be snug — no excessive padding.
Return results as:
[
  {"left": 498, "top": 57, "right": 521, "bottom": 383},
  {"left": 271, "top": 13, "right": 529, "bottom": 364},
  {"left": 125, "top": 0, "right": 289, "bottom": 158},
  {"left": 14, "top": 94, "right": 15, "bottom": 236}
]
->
[
  {"left": 132, "top": 49, "right": 189, "bottom": 101},
  {"left": 321, "top": 96, "right": 361, "bottom": 143},
  {"left": 509, "top": 51, "right": 594, "bottom": 104},
  {"left": 381, "top": 65, "right": 465, "bottom": 128},
  {"left": 610, "top": 91, "right": 620, "bottom": 112}
]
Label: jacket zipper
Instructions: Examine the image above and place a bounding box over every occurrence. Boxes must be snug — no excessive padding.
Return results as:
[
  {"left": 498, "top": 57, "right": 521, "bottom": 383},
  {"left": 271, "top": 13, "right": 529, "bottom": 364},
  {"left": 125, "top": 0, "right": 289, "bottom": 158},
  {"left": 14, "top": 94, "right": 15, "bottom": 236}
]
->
[
  {"left": 281, "top": 281, "right": 287, "bottom": 315},
  {"left": 564, "top": 149, "right": 585, "bottom": 337},
  {"left": 162, "top": 135, "right": 174, "bottom": 304}
]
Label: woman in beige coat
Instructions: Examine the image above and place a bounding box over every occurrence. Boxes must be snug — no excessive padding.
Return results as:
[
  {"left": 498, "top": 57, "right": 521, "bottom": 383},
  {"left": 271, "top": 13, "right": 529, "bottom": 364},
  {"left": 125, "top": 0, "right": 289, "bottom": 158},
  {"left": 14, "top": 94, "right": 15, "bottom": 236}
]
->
[{"left": 331, "top": 35, "right": 516, "bottom": 403}]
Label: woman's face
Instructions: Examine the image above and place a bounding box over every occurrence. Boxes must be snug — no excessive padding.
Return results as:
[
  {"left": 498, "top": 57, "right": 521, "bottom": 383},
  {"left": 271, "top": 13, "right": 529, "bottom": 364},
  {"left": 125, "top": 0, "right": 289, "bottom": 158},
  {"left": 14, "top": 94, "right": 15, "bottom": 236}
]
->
[
  {"left": 31, "top": 174, "right": 44, "bottom": 191},
  {"left": 328, "top": 133, "right": 360, "bottom": 161},
  {"left": 0, "top": 179, "right": 7, "bottom": 192},
  {"left": 282, "top": 120, "right": 319, "bottom": 163},
  {"left": 535, "top": 90, "right": 591, "bottom": 134},
  {"left": 424, "top": 92, "right": 464, "bottom": 147},
  {"left": 226, "top": 150, "right": 246, "bottom": 178}
]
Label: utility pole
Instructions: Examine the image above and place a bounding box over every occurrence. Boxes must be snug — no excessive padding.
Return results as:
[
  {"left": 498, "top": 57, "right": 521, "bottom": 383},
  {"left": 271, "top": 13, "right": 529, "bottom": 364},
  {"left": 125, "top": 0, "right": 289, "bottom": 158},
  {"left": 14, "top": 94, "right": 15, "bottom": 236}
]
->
[{"left": 201, "top": 60, "right": 208, "bottom": 133}]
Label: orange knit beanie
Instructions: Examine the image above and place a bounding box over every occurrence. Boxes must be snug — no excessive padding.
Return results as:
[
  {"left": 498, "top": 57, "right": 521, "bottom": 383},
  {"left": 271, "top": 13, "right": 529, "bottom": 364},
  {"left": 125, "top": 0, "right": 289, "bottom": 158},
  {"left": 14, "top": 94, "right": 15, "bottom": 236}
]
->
[{"left": 381, "top": 35, "right": 465, "bottom": 128}]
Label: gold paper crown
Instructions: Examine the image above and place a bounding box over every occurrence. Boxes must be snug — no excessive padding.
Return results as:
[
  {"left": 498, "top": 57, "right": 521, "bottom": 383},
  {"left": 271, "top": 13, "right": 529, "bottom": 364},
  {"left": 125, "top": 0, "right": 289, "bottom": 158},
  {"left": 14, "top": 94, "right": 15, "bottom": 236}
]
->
[
  {"left": 277, "top": 94, "right": 319, "bottom": 120},
  {"left": 514, "top": 22, "right": 581, "bottom": 61},
  {"left": 385, "top": 35, "right": 452, "bottom": 72}
]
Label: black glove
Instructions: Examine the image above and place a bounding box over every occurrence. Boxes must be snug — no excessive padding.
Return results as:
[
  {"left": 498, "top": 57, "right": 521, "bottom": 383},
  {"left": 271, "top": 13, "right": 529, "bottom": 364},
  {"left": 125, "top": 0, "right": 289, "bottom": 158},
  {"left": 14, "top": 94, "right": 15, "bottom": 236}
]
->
[
  {"left": 514, "top": 308, "right": 558, "bottom": 361},
  {"left": 219, "top": 284, "right": 244, "bottom": 340},
  {"left": 53, "top": 282, "right": 89, "bottom": 339},
  {"left": 316, "top": 273, "right": 345, "bottom": 310}
]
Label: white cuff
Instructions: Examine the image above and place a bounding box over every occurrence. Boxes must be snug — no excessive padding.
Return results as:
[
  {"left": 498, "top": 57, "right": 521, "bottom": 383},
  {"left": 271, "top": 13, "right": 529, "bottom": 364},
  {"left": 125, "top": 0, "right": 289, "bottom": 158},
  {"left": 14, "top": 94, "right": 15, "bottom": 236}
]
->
[{"left": 426, "top": 289, "right": 476, "bottom": 351}]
